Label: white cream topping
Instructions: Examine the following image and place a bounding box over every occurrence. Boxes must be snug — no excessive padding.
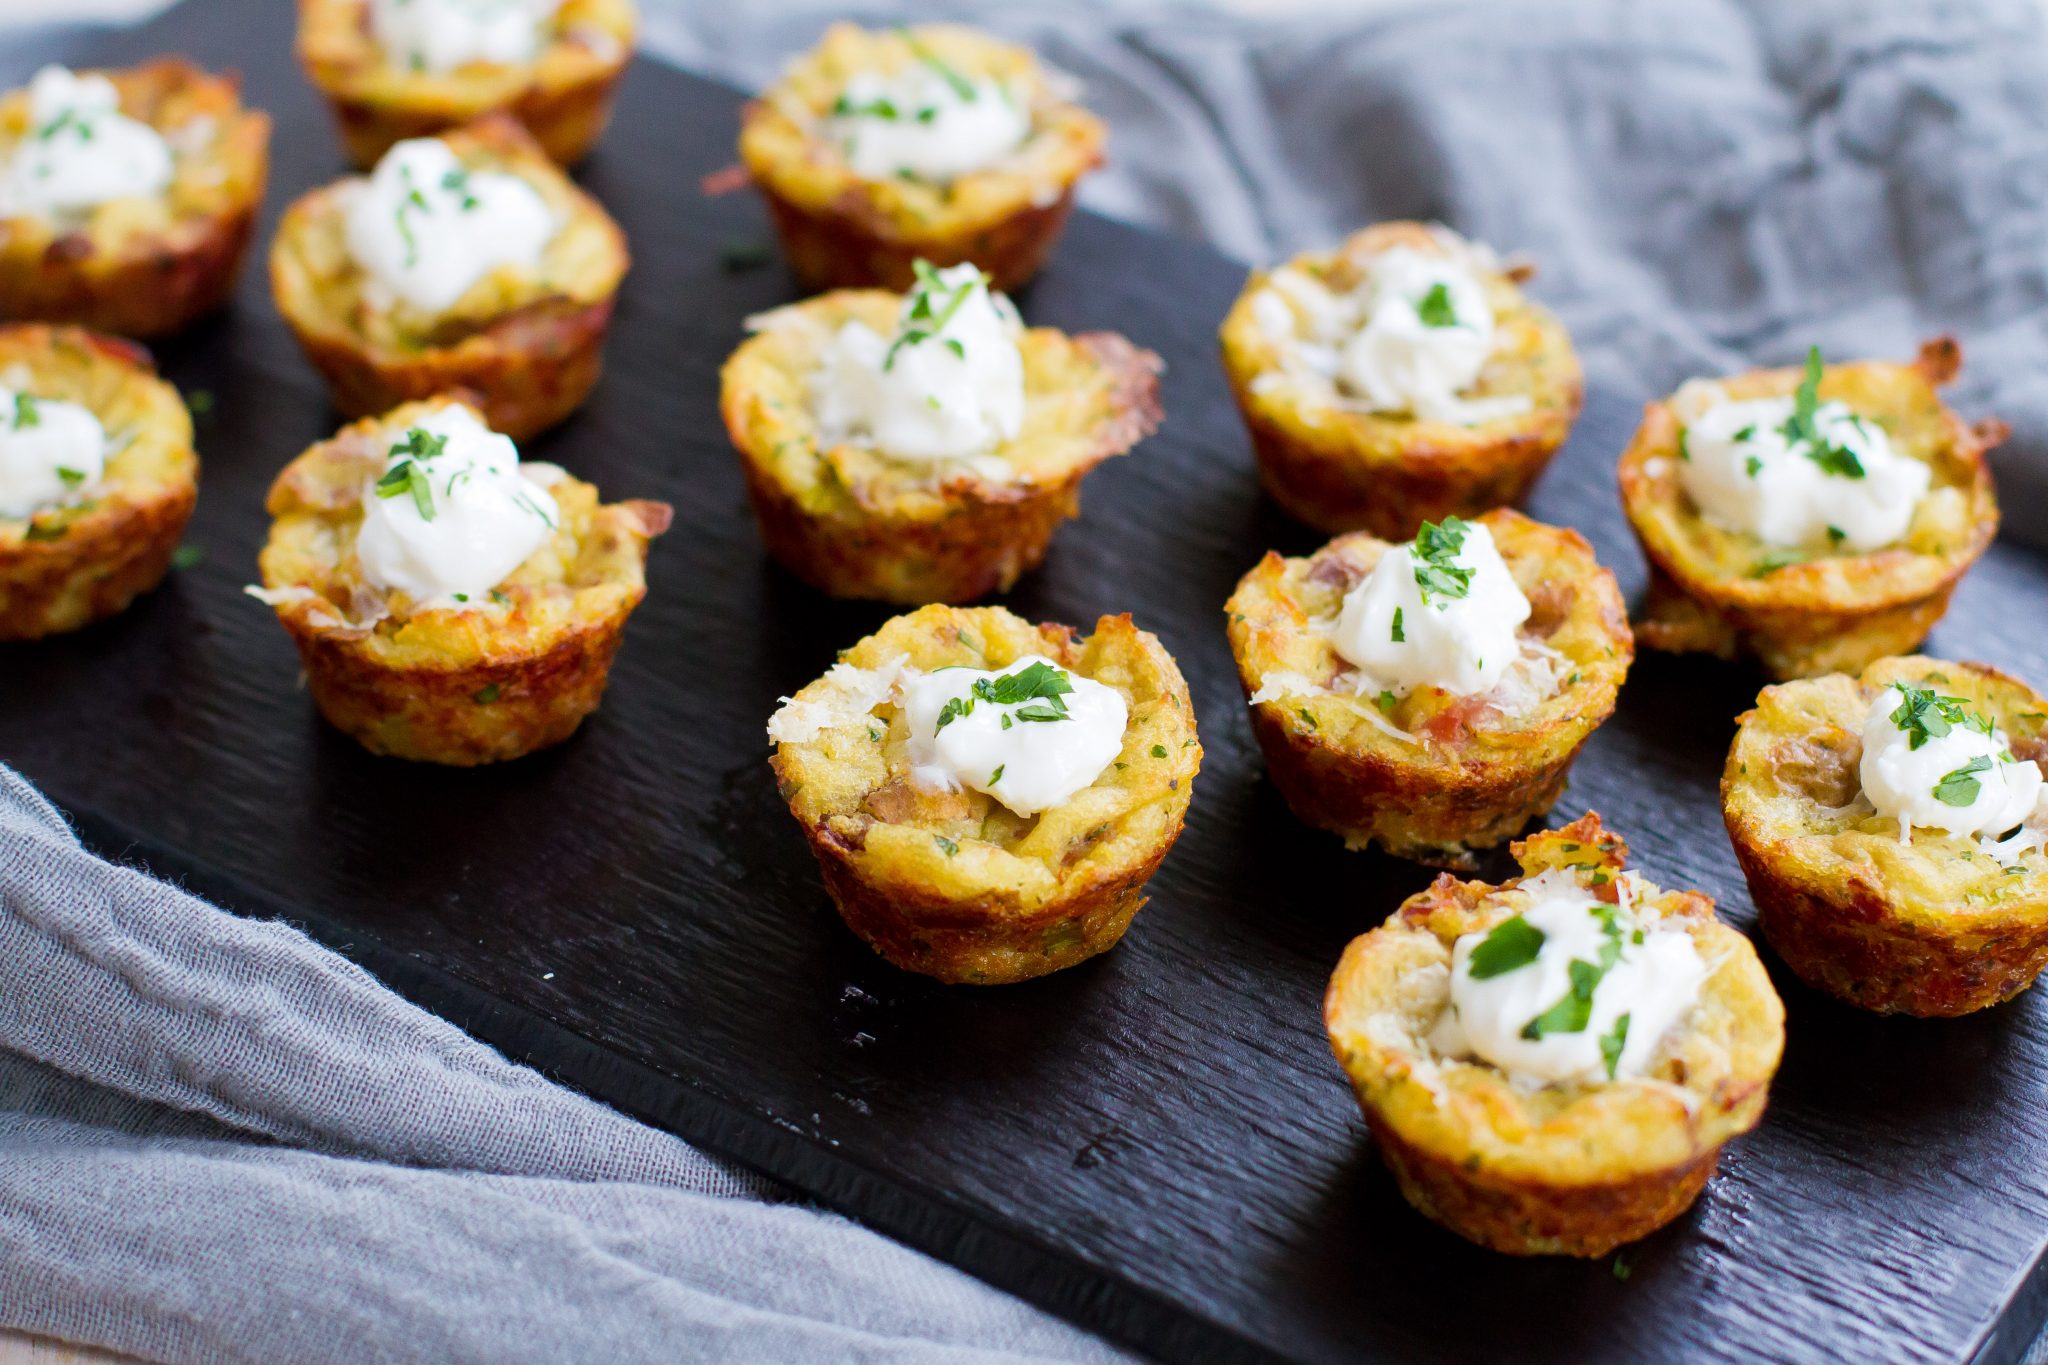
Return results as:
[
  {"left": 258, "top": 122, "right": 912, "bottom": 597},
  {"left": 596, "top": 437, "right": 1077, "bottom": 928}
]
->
[
  {"left": 1859, "top": 682, "right": 2045, "bottom": 843},
  {"left": 1329, "top": 518, "right": 1531, "bottom": 698},
  {"left": 343, "top": 137, "right": 556, "bottom": 314},
  {"left": 0, "top": 388, "right": 105, "bottom": 518},
  {"left": 0, "top": 66, "right": 173, "bottom": 218},
  {"left": 1252, "top": 237, "right": 1530, "bottom": 426},
  {"left": 811, "top": 261, "right": 1026, "bottom": 464},
  {"left": 1431, "top": 869, "right": 1708, "bottom": 1087},
  {"left": 827, "top": 47, "right": 1028, "bottom": 183},
  {"left": 370, "top": 0, "right": 561, "bottom": 74},
  {"left": 353, "top": 404, "right": 559, "bottom": 603},
  {"left": 1671, "top": 363, "right": 1930, "bottom": 553},
  {"left": 899, "top": 656, "right": 1126, "bottom": 817}
]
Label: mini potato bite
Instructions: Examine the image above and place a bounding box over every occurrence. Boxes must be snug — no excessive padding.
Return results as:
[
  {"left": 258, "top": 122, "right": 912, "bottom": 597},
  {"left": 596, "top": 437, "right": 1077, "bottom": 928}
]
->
[
  {"left": 1218, "top": 222, "right": 1583, "bottom": 539},
  {"left": 721, "top": 263, "right": 1160, "bottom": 604},
  {"left": 0, "top": 60, "right": 270, "bottom": 339},
  {"left": 253, "top": 396, "right": 669, "bottom": 765},
  {"left": 738, "top": 23, "right": 1105, "bottom": 292},
  {"left": 1226, "top": 508, "right": 1631, "bottom": 868},
  {"left": 270, "top": 115, "right": 628, "bottom": 441},
  {"left": 767, "top": 604, "right": 1200, "bottom": 985},
  {"left": 1620, "top": 340, "right": 2000, "bottom": 681},
  {"left": 297, "top": 0, "right": 636, "bottom": 168},
  {"left": 0, "top": 325, "right": 196, "bottom": 640},
  {"left": 1723, "top": 656, "right": 2048, "bottom": 1016},
  {"left": 1325, "top": 815, "right": 1784, "bottom": 1257}
]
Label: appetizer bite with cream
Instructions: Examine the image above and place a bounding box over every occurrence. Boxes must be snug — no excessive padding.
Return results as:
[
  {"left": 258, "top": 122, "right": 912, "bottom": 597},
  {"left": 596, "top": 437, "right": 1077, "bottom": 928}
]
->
[
  {"left": 1723, "top": 655, "right": 2048, "bottom": 1015},
  {"left": 298, "top": 0, "right": 635, "bottom": 167},
  {"left": 1226, "top": 508, "right": 1631, "bottom": 867},
  {"left": 1325, "top": 815, "right": 1784, "bottom": 1256},
  {"left": 737, "top": 23, "right": 1105, "bottom": 291},
  {"left": 1218, "top": 222, "right": 1582, "bottom": 539},
  {"left": 0, "top": 61, "right": 269, "bottom": 338},
  {"left": 0, "top": 324, "right": 196, "bottom": 639},
  {"left": 1620, "top": 340, "right": 2000, "bottom": 680},
  {"left": 767, "top": 604, "right": 1199, "bottom": 984},
  {"left": 721, "top": 259, "right": 1160, "bottom": 603},
  {"left": 270, "top": 116, "right": 628, "bottom": 440},
  {"left": 251, "top": 396, "right": 669, "bottom": 765}
]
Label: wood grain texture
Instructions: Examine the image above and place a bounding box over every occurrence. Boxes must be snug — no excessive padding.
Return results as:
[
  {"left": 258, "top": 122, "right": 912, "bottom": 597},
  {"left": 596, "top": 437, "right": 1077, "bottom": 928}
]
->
[
  {"left": 2, "top": 5, "right": 2046, "bottom": 1363},
  {"left": 0, "top": 1332, "right": 151, "bottom": 1365}
]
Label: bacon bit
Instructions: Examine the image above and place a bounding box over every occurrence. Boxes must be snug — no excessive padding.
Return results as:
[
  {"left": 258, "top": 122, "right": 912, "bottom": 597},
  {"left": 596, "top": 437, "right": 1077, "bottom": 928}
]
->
[
  {"left": 700, "top": 163, "right": 752, "bottom": 195},
  {"left": 1418, "top": 692, "right": 1494, "bottom": 745}
]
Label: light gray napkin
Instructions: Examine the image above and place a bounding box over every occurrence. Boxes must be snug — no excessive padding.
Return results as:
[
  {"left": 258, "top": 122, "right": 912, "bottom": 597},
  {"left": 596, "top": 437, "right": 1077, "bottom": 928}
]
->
[{"left": 655, "top": 0, "right": 2048, "bottom": 549}]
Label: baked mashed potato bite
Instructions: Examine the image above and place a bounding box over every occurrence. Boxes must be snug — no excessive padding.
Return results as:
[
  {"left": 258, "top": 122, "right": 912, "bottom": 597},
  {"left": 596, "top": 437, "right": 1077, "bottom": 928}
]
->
[
  {"left": 1723, "top": 656, "right": 2048, "bottom": 1016},
  {"left": 252, "top": 396, "right": 670, "bottom": 765},
  {"left": 0, "top": 324, "right": 196, "bottom": 640},
  {"left": 1620, "top": 340, "right": 2000, "bottom": 681},
  {"left": 737, "top": 23, "right": 1105, "bottom": 292},
  {"left": 0, "top": 61, "right": 269, "bottom": 339},
  {"left": 1218, "top": 222, "right": 1583, "bottom": 539},
  {"left": 1226, "top": 508, "right": 1630, "bottom": 868},
  {"left": 766, "top": 604, "right": 1199, "bottom": 984},
  {"left": 1325, "top": 815, "right": 1784, "bottom": 1256},
  {"left": 270, "top": 115, "right": 628, "bottom": 441},
  {"left": 297, "top": 0, "right": 636, "bottom": 168},
  {"left": 721, "top": 260, "right": 1160, "bottom": 604}
]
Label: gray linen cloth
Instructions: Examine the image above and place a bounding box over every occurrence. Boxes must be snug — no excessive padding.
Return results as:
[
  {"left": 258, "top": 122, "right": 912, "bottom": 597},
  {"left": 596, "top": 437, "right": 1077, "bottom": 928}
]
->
[{"left": 5, "top": 2, "right": 2048, "bottom": 1363}]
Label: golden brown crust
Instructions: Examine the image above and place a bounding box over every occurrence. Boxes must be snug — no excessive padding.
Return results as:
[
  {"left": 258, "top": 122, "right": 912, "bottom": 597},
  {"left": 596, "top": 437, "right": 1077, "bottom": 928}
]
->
[
  {"left": 1324, "top": 815, "right": 1785, "bottom": 1256},
  {"left": 1722, "top": 655, "right": 2048, "bottom": 1015},
  {"left": 255, "top": 397, "right": 669, "bottom": 765},
  {"left": 737, "top": 23, "right": 1105, "bottom": 292},
  {"left": 1225, "top": 508, "right": 1632, "bottom": 867},
  {"left": 769, "top": 604, "right": 1200, "bottom": 984},
  {"left": 1218, "top": 222, "right": 1584, "bottom": 539},
  {"left": 0, "top": 59, "right": 270, "bottom": 339},
  {"left": 296, "top": 0, "right": 636, "bottom": 167},
  {"left": 1620, "top": 339, "right": 2000, "bottom": 680},
  {"left": 268, "top": 115, "right": 628, "bottom": 441},
  {"left": 720, "top": 291, "right": 1161, "bottom": 604},
  {"left": 0, "top": 326, "right": 196, "bottom": 639}
]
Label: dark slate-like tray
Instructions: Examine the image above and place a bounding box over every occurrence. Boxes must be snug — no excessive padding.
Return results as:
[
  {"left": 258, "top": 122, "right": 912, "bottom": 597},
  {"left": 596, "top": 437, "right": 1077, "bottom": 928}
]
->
[{"left": 6, "top": 4, "right": 2047, "bottom": 1362}]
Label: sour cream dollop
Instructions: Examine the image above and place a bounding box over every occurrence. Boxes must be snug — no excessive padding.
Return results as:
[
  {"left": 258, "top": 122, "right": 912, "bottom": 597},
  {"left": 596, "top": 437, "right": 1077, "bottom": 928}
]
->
[
  {"left": 827, "top": 54, "right": 1028, "bottom": 183},
  {"left": 1253, "top": 239, "right": 1530, "bottom": 426},
  {"left": 1432, "top": 870, "right": 1709, "bottom": 1086},
  {"left": 0, "top": 388, "right": 105, "bottom": 518},
  {"left": 1329, "top": 517, "right": 1531, "bottom": 697},
  {"left": 811, "top": 262, "right": 1026, "bottom": 463},
  {"left": 370, "top": 0, "right": 560, "bottom": 73},
  {"left": 899, "top": 655, "right": 1126, "bottom": 817},
  {"left": 343, "top": 137, "right": 556, "bottom": 314},
  {"left": 354, "top": 403, "right": 560, "bottom": 602},
  {"left": 1859, "top": 682, "right": 2044, "bottom": 841},
  {"left": 0, "top": 66, "right": 173, "bottom": 218},
  {"left": 1673, "top": 367, "right": 1930, "bottom": 553}
]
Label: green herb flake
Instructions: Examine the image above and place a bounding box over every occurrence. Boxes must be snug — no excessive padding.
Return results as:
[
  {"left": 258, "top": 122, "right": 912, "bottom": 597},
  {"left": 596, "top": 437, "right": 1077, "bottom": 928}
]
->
[
  {"left": 1297, "top": 707, "right": 1317, "bottom": 730},
  {"left": 902, "top": 29, "right": 978, "bottom": 101},
  {"left": 12, "top": 392, "right": 39, "bottom": 429},
  {"left": 1890, "top": 683, "right": 1973, "bottom": 751},
  {"left": 1612, "top": 1254, "right": 1632, "bottom": 1283},
  {"left": 1150, "top": 744, "right": 1168, "bottom": 759},
  {"left": 54, "top": 466, "right": 85, "bottom": 488},
  {"left": 1465, "top": 915, "right": 1545, "bottom": 979},
  {"left": 1391, "top": 607, "right": 1405, "bottom": 643},
  {"left": 1376, "top": 690, "right": 1398, "bottom": 714},
  {"left": 170, "top": 543, "right": 204, "bottom": 571},
  {"left": 22, "top": 519, "right": 67, "bottom": 541},
  {"left": 1411, "top": 516, "right": 1475, "bottom": 605},
  {"left": 472, "top": 683, "right": 501, "bottom": 704},
  {"left": 934, "top": 695, "right": 975, "bottom": 734},
  {"left": 988, "top": 764, "right": 1005, "bottom": 785},
  {"left": 1415, "top": 281, "right": 1458, "bottom": 328},
  {"left": 934, "top": 834, "right": 959, "bottom": 858},
  {"left": 1933, "top": 754, "right": 1994, "bottom": 807},
  {"left": 1782, "top": 346, "right": 1866, "bottom": 479},
  {"left": 1676, "top": 426, "right": 1690, "bottom": 461},
  {"left": 1599, "top": 1012, "right": 1631, "bottom": 1080},
  {"left": 185, "top": 388, "right": 215, "bottom": 417}
]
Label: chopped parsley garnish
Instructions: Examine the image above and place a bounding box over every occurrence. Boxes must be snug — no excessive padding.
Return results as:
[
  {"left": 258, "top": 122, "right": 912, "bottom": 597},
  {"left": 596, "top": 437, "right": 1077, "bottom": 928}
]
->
[
  {"left": 1599, "top": 1012, "right": 1631, "bottom": 1080},
  {"left": 1750, "top": 549, "right": 1803, "bottom": 577},
  {"left": 1889, "top": 683, "right": 1974, "bottom": 750},
  {"left": 989, "top": 764, "right": 1005, "bottom": 785},
  {"left": 54, "top": 466, "right": 85, "bottom": 488},
  {"left": 1744, "top": 453, "right": 1763, "bottom": 478},
  {"left": 1150, "top": 744, "right": 1168, "bottom": 758},
  {"left": 374, "top": 427, "right": 448, "bottom": 521},
  {"left": 439, "top": 167, "right": 480, "bottom": 211},
  {"left": 1933, "top": 754, "right": 1995, "bottom": 807},
  {"left": 832, "top": 95, "right": 901, "bottom": 120},
  {"left": 170, "top": 544, "right": 204, "bottom": 571},
  {"left": 1520, "top": 901, "right": 1626, "bottom": 1040},
  {"left": 12, "top": 392, "right": 39, "bottom": 429},
  {"left": 472, "top": 683, "right": 501, "bottom": 704},
  {"left": 934, "top": 695, "right": 974, "bottom": 733},
  {"left": 1411, "top": 516, "right": 1475, "bottom": 605},
  {"left": 1465, "top": 915, "right": 1544, "bottom": 979},
  {"left": 1376, "top": 690, "right": 1398, "bottom": 713},
  {"left": 1391, "top": 607, "right": 1405, "bottom": 643},
  {"left": 902, "top": 29, "right": 978, "bottom": 101},
  {"left": 1415, "top": 282, "right": 1458, "bottom": 328},
  {"left": 1732, "top": 424, "right": 1756, "bottom": 442},
  {"left": 972, "top": 660, "right": 1073, "bottom": 716},
  {"left": 883, "top": 259, "right": 988, "bottom": 371},
  {"left": 1676, "top": 426, "right": 1690, "bottom": 461},
  {"left": 185, "top": 388, "right": 215, "bottom": 417},
  {"left": 1781, "top": 346, "right": 1866, "bottom": 480},
  {"left": 934, "top": 834, "right": 959, "bottom": 857},
  {"left": 1826, "top": 525, "right": 1847, "bottom": 546},
  {"left": 1297, "top": 707, "right": 1317, "bottom": 729}
]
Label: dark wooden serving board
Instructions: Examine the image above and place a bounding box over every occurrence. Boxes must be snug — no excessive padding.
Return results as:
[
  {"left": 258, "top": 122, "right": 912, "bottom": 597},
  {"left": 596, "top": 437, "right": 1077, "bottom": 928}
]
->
[{"left": 6, "top": 4, "right": 2048, "bottom": 1362}]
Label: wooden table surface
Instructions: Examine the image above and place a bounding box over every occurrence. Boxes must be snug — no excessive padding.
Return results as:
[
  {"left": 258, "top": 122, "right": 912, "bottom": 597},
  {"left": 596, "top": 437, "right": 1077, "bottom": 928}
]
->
[{"left": 0, "top": 1334, "right": 145, "bottom": 1365}]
